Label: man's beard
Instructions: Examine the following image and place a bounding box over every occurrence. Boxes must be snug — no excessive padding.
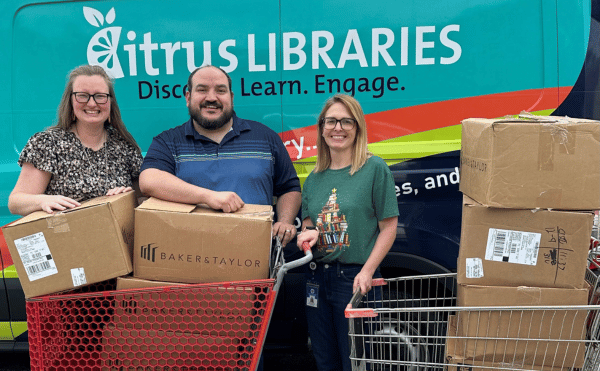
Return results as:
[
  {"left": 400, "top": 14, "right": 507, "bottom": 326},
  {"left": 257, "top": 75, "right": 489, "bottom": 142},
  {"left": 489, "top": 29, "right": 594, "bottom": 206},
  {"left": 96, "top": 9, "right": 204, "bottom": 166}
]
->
[{"left": 189, "top": 103, "right": 234, "bottom": 130}]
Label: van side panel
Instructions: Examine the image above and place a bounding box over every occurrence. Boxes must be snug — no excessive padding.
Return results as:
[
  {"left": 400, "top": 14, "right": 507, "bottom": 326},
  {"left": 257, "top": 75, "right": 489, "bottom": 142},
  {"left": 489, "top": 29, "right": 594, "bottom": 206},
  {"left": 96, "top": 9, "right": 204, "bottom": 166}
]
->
[{"left": 0, "top": 0, "right": 592, "bottom": 348}]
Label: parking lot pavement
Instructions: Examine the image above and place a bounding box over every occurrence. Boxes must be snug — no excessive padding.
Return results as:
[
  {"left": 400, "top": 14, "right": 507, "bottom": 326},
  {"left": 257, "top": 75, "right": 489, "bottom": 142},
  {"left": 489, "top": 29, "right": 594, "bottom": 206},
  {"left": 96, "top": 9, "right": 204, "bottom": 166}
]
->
[
  {"left": 0, "top": 350, "right": 317, "bottom": 371},
  {"left": 265, "top": 349, "right": 318, "bottom": 370},
  {"left": 0, "top": 352, "right": 29, "bottom": 371}
]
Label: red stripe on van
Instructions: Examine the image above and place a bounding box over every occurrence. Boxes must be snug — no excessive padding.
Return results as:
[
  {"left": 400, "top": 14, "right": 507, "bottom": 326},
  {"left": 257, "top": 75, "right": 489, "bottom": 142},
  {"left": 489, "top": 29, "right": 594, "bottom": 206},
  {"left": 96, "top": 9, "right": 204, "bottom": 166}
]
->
[
  {"left": 281, "top": 86, "right": 572, "bottom": 160},
  {"left": 0, "top": 228, "right": 13, "bottom": 270}
]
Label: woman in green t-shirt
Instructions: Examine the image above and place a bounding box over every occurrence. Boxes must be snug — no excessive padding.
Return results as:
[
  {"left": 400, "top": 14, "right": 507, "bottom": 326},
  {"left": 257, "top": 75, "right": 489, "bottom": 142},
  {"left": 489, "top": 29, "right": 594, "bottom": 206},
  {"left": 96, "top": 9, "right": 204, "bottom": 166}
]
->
[{"left": 297, "top": 94, "right": 399, "bottom": 371}]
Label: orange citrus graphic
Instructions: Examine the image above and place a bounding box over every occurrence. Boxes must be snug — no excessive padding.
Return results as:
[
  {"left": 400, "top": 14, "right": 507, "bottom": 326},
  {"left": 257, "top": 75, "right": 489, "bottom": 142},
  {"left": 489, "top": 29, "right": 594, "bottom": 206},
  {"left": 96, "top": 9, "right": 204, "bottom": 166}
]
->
[{"left": 87, "top": 26, "right": 123, "bottom": 78}]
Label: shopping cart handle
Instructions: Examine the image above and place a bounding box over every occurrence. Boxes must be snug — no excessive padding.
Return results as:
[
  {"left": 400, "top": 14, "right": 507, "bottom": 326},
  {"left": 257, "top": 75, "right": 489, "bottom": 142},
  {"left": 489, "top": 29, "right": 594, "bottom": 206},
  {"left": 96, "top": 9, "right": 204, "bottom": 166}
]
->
[
  {"left": 348, "top": 289, "right": 363, "bottom": 309},
  {"left": 345, "top": 289, "right": 378, "bottom": 318},
  {"left": 346, "top": 278, "right": 386, "bottom": 310},
  {"left": 272, "top": 242, "right": 313, "bottom": 292}
]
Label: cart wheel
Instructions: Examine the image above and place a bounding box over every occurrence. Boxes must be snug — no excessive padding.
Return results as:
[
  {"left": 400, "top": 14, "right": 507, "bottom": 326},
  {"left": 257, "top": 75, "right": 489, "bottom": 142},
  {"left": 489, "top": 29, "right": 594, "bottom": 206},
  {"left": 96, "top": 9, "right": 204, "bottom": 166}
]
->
[
  {"left": 372, "top": 320, "right": 429, "bottom": 371},
  {"left": 373, "top": 276, "right": 455, "bottom": 369}
]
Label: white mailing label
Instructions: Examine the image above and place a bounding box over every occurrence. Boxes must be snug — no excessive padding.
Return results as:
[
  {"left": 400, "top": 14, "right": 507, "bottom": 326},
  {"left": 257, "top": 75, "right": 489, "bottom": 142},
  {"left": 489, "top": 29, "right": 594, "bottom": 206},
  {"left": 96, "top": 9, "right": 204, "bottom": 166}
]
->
[
  {"left": 70, "top": 268, "right": 87, "bottom": 287},
  {"left": 485, "top": 228, "right": 541, "bottom": 266},
  {"left": 14, "top": 232, "right": 58, "bottom": 281},
  {"left": 465, "top": 258, "right": 484, "bottom": 278}
]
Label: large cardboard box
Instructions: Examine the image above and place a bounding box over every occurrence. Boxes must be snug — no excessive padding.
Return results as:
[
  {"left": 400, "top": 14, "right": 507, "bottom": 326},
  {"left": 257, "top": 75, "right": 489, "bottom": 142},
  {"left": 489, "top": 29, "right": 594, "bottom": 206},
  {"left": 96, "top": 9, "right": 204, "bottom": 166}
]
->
[
  {"left": 446, "top": 316, "right": 566, "bottom": 371},
  {"left": 454, "top": 284, "right": 588, "bottom": 368},
  {"left": 458, "top": 196, "right": 593, "bottom": 289},
  {"left": 133, "top": 198, "right": 273, "bottom": 284},
  {"left": 112, "top": 279, "right": 256, "bottom": 349},
  {"left": 112, "top": 286, "right": 255, "bottom": 336},
  {"left": 460, "top": 115, "right": 600, "bottom": 210},
  {"left": 100, "top": 327, "right": 244, "bottom": 370},
  {"left": 2, "top": 192, "right": 136, "bottom": 298}
]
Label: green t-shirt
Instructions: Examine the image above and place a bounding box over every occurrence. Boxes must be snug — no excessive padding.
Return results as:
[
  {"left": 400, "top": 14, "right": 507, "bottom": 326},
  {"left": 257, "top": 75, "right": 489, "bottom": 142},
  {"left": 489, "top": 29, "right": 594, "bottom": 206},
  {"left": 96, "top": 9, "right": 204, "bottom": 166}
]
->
[{"left": 301, "top": 155, "right": 399, "bottom": 264}]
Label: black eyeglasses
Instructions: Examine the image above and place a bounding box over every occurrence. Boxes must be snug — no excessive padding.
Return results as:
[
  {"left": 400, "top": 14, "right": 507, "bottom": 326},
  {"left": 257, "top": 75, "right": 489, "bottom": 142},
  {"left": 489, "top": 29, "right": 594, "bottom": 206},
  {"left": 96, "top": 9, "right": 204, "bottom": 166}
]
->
[
  {"left": 322, "top": 117, "right": 357, "bottom": 130},
  {"left": 72, "top": 92, "right": 111, "bottom": 104}
]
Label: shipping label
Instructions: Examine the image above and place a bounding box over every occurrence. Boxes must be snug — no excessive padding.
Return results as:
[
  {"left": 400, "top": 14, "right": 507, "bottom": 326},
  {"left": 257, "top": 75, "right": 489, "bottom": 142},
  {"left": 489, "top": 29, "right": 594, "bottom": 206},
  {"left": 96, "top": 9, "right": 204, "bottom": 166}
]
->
[
  {"left": 465, "top": 258, "right": 484, "bottom": 278},
  {"left": 71, "top": 268, "right": 87, "bottom": 287},
  {"left": 13, "top": 232, "right": 58, "bottom": 281},
  {"left": 485, "top": 228, "right": 541, "bottom": 265}
]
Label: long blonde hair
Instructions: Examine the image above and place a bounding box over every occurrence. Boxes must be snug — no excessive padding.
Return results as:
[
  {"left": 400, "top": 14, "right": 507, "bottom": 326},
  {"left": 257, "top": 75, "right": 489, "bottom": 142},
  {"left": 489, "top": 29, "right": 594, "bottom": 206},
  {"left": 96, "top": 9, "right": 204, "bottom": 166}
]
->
[
  {"left": 55, "top": 65, "right": 140, "bottom": 151},
  {"left": 314, "top": 94, "right": 371, "bottom": 175}
]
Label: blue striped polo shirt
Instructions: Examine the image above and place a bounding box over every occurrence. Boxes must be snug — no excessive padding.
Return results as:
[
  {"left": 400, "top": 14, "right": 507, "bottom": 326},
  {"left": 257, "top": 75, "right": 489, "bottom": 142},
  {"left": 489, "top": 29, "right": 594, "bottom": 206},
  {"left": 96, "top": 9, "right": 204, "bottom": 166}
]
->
[{"left": 141, "top": 114, "right": 300, "bottom": 205}]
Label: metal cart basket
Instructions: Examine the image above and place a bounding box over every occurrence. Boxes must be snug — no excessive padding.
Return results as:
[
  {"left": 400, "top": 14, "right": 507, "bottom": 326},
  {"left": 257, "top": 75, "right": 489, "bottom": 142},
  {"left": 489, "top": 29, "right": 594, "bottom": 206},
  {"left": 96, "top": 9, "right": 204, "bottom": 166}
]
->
[
  {"left": 26, "top": 239, "right": 312, "bottom": 371},
  {"left": 345, "top": 265, "right": 600, "bottom": 371}
]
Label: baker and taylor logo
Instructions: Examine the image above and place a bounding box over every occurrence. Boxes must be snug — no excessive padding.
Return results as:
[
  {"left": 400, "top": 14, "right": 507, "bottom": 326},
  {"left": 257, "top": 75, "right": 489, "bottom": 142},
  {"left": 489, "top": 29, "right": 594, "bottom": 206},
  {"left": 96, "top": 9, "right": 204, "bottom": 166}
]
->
[
  {"left": 140, "top": 243, "right": 159, "bottom": 262},
  {"left": 84, "top": 7, "right": 124, "bottom": 78}
]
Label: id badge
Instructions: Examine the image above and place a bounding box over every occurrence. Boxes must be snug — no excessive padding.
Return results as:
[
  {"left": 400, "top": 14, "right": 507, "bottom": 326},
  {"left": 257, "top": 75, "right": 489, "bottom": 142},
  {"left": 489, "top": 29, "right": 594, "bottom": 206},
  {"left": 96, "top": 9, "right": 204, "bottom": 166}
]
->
[{"left": 306, "top": 281, "right": 319, "bottom": 308}]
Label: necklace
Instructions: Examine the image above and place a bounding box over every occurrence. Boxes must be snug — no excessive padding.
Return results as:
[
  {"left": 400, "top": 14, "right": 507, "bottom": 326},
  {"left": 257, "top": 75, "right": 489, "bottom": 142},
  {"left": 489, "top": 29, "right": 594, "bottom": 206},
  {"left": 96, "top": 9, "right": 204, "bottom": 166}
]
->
[
  {"left": 73, "top": 125, "right": 110, "bottom": 196},
  {"left": 74, "top": 125, "right": 106, "bottom": 150}
]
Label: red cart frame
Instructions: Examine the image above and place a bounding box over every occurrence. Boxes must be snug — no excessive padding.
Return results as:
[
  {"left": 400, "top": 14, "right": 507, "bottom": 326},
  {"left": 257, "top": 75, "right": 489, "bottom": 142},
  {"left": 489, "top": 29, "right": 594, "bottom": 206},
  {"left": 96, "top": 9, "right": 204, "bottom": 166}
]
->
[{"left": 26, "top": 239, "right": 312, "bottom": 371}]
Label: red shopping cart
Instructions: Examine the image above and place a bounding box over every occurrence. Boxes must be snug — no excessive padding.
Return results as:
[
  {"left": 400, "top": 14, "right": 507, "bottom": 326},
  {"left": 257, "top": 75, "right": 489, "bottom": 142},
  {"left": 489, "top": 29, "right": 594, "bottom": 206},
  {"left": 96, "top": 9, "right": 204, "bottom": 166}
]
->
[{"left": 26, "top": 239, "right": 312, "bottom": 371}]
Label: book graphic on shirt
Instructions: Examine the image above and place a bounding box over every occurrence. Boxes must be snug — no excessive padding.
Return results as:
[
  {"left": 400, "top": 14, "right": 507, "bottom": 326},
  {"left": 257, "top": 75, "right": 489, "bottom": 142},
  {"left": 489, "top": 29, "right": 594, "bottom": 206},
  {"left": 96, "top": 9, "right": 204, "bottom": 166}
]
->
[{"left": 315, "top": 188, "right": 349, "bottom": 254}]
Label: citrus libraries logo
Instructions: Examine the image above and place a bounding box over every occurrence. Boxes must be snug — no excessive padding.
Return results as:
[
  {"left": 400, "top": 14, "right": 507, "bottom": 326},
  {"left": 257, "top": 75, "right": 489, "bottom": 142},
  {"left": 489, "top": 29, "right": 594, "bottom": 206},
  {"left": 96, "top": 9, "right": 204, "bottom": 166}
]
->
[
  {"left": 84, "top": 6, "right": 463, "bottom": 81},
  {"left": 84, "top": 7, "right": 124, "bottom": 78}
]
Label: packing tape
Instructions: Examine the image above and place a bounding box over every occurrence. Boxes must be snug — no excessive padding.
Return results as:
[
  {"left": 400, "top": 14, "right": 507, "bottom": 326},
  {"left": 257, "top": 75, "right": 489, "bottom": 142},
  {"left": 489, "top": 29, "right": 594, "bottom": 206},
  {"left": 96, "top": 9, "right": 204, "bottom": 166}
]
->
[
  {"left": 47, "top": 213, "right": 70, "bottom": 233},
  {"left": 239, "top": 211, "right": 274, "bottom": 218},
  {"left": 538, "top": 123, "right": 575, "bottom": 171},
  {"left": 536, "top": 189, "right": 562, "bottom": 208},
  {"left": 517, "top": 286, "right": 542, "bottom": 304}
]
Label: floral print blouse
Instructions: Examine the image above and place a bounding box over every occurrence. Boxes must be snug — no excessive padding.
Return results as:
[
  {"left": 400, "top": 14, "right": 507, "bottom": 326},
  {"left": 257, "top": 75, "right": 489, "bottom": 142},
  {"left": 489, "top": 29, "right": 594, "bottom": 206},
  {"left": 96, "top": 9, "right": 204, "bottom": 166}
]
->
[{"left": 18, "top": 126, "right": 143, "bottom": 201}]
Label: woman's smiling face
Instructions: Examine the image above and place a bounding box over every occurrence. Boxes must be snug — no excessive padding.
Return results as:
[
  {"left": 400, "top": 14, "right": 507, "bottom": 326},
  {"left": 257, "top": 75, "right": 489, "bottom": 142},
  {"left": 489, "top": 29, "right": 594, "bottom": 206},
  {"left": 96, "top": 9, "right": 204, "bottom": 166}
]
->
[
  {"left": 72, "top": 75, "right": 111, "bottom": 126},
  {"left": 321, "top": 102, "right": 357, "bottom": 154}
]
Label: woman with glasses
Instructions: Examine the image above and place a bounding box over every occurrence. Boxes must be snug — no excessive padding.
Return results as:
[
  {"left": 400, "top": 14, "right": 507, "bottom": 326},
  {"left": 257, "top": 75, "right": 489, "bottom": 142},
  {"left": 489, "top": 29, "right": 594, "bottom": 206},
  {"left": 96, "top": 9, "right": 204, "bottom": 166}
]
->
[
  {"left": 297, "top": 94, "right": 399, "bottom": 371},
  {"left": 8, "top": 65, "right": 142, "bottom": 215}
]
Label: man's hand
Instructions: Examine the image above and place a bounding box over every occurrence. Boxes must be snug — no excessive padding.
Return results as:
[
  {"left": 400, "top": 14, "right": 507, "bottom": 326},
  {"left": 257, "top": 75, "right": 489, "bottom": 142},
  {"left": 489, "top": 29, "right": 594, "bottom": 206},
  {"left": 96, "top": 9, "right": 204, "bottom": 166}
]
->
[
  {"left": 207, "top": 191, "right": 244, "bottom": 213},
  {"left": 273, "top": 191, "right": 301, "bottom": 246},
  {"left": 273, "top": 221, "right": 297, "bottom": 246}
]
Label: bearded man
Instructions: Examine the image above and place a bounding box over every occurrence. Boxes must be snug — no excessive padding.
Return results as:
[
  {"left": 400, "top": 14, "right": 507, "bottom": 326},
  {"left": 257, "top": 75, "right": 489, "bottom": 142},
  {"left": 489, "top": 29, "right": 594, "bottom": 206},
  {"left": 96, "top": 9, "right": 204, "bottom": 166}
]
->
[{"left": 139, "top": 65, "right": 301, "bottom": 246}]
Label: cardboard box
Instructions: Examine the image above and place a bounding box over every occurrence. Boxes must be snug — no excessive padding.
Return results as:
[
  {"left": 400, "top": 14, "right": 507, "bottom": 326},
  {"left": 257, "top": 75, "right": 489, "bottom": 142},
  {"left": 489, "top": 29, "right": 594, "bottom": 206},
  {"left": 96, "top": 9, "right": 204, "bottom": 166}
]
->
[
  {"left": 460, "top": 115, "right": 600, "bottom": 209},
  {"left": 116, "top": 276, "right": 187, "bottom": 290},
  {"left": 446, "top": 315, "right": 567, "bottom": 371},
  {"left": 2, "top": 192, "right": 136, "bottom": 298},
  {"left": 133, "top": 198, "right": 273, "bottom": 284},
  {"left": 113, "top": 276, "right": 256, "bottom": 338},
  {"left": 458, "top": 196, "right": 593, "bottom": 289},
  {"left": 453, "top": 284, "right": 588, "bottom": 368},
  {"left": 100, "top": 327, "right": 244, "bottom": 370}
]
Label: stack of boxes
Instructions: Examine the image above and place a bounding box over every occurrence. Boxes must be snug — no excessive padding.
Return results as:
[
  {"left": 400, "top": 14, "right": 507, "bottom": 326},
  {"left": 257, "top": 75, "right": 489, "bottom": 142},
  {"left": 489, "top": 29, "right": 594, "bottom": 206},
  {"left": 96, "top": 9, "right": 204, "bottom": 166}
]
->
[
  {"left": 103, "top": 198, "right": 274, "bottom": 369},
  {"left": 2, "top": 193, "right": 275, "bottom": 370},
  {"left": 447, "top": 115, "right": 600, "bottom": 370}
]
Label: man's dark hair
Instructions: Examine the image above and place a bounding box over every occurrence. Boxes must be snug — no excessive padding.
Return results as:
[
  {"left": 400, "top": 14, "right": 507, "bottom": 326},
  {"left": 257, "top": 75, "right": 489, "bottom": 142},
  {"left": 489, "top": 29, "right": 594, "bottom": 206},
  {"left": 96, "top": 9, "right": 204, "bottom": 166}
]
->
[{"left": 187, "top": 65, "right": 233, "bottom": 92}]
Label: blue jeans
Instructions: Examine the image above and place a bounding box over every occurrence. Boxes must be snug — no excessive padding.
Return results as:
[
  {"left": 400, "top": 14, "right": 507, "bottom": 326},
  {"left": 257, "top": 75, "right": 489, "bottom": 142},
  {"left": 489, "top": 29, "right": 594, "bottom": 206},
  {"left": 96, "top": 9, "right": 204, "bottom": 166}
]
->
[{"left": 305, "top": 262, "right": 381, "bottom": 371}]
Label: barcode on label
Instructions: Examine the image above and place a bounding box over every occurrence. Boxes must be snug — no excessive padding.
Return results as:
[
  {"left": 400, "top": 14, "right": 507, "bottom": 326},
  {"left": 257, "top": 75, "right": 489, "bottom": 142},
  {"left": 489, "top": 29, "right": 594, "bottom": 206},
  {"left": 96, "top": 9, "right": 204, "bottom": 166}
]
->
[
  {"left": 493, "top": 230, "right": 507, "bottom": 258},
  {"left": 510, "top": 241, "right": 517, "bottom": 255},
  {"left": 26, "top": 261, "right": 51, "bottom": 275},
  {"left": 486, "top": 228, "right": 542, "bottom": 266}
]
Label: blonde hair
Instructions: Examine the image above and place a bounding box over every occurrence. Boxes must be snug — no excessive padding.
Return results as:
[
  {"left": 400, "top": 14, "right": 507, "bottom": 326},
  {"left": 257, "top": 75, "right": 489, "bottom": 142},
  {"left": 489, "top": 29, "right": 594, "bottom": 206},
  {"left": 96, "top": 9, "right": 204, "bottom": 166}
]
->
[
  {"left": 55, "top": 65, "right": 140, "bottom": 151},
  {"left": 314, "top": 94, "right": 371, "bottom": 175}
]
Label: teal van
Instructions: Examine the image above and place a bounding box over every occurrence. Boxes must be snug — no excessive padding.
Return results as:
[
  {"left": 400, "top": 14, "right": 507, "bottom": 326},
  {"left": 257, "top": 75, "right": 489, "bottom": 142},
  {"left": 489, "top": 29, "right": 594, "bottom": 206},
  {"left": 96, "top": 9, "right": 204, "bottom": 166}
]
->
[{"left": 0, "top": 0, "right": 594, "bottom": 355}]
